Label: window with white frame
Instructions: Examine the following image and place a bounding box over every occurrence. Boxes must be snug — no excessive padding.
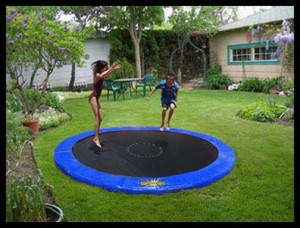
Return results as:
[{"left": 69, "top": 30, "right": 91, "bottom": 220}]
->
[
  {"left": 228, "top": 42, "right": 279, "bottom": 65},
  {"left": 232, "top": 48, "right": 251, "bottom": 62},
  {"left": 254, "top": 46, "right": 277, "bottom": 61}
]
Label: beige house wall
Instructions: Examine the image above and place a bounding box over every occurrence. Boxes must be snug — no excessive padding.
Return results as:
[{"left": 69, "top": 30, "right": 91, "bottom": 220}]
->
[{"left": 209, "top": 28, "right": 293, "bottom": 82}]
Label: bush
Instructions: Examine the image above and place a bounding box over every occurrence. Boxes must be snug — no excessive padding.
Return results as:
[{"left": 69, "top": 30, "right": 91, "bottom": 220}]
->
[
  {"left": 206, "top": 64, "right": 222, "bottom": 76},
  {"left": 205, "top": 74, "right": 231, "bottom": 90},
  {"left": 282, "top": 113, "right": 293, "bottom": 121},
  {"left": 6, "top": 174, "right": 47, "bottom": 222},
  {"left": 6, "top": 89, "right": 23, "bottom": 113},
  {"left": 109, "top": 58, "right": 135, "bottom": 80},
  {"left": 282, "top": 78, "right": 294, "bottom": 108},
  {"left": 6, "top": 87, "right": 65, "bottom": 114},
  {"left": 33, "top": 107, "right": 72, "bottom": 130},
  {"left": 238, "top": 78, "right": 264, "bottom": 92},
  {"left": 6, "top": 109, "right": 30, "bottom": 157},
  {"left": 262, "top": 76, "right": 284, "bottom": 93},
  {"left": 237, "top": 101, "right": 286, "bottom": 122},
  {"left": 40, "top": 91, "right": 65, "bottom": 112}
]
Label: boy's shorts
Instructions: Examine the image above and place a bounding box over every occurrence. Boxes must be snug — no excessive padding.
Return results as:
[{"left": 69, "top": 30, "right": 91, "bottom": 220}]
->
[{"left": 161, "top": 97, "right": 177, "bottom": 108}]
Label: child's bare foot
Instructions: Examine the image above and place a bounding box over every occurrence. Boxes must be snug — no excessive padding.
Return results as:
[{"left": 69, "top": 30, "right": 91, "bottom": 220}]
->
[
  {"left": 160, "top": 124, "right": 164, "bottom": 131},
  {"left": 166, "top": 123, "right": 170, "bottom": 130},
  {"left": 93, "top": 138, "right": 102, "bottom": 148}
]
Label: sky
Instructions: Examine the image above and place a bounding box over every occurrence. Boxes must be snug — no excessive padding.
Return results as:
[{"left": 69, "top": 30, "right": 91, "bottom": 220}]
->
[
  {"left": 237, "top": 6, "right": 273, "bottom": 19},
  {"left": 163, "top": 6, "right": 273, "bottom": 20},
  {"left": 59, "top": 6, "right": 274, "bottom": 23}
]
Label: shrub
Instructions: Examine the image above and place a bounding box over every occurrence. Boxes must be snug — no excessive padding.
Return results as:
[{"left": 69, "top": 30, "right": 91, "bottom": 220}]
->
[
  {"left": 6, "top": 174, "right": 47, "bottom": 222},
  {"left": 206, "top": 64, "right": 222, "bottom": 77},
  {"left": 282, "top": 113, "right": 293, "bottom": 121},
  {"left": 6, "top": 89, "right": 23, "bottom": 113},
  {"left": 6, "top": 109, "right": 30, "bottom": 157},
  {"left": 109, "top": 58, "right": 135, "bottom": 80},
  {"left": 6, "top": 88, "right": 65, "bottom": 113},
  {"left": 262, "top": 76, "right": 284, "bottom": 93},
  {"left": 281, "top": 78, "right": 294, "bottom": 108},
  {"left": 205, "top": 74, "right": 231, "bottom": 90},
  {"left": 238, "top": 78, "right": 264, "bottom": 92},
  {"left": 40, "top": 91, "right": 65, "bottom": 112},
  {"left": 237, "top": 101, "right": 286, "bottom": 122},
  {"left": 32, "top": 107, "right": 72, "bottom": 131}
]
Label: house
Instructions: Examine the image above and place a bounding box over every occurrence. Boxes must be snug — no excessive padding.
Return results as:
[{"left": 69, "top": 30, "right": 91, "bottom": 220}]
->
[
  {"left": 209, "top": 6, "right": 294, "bottom": 82},
  {"left": 6, "top": 36, "right": 111, "bottom": 88},
  {"left": 36, "top": 36, "right": 110, "bottom": 88}
]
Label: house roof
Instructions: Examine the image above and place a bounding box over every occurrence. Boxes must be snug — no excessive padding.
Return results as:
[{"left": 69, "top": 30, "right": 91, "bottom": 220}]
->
[{"left": 218, "top": 6, "right": 294, "bottom": 32}]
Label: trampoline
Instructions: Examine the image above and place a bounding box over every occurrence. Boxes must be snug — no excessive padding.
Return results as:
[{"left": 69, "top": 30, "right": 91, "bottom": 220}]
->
[{"left": 54, "top": 127, "right": 235, "bottom": 195}]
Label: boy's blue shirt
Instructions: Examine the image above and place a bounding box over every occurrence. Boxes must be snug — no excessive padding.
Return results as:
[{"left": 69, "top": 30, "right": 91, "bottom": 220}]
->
[{"left": 155, "top": 80, "right": 179, "bottom": 99}]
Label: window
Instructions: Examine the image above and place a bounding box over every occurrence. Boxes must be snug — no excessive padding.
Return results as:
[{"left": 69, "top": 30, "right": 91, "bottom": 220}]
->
[
  {"left": 228, "top": 42, "right": 279, "bottom": 65},
  {"left": 254, "top": 46, "right": 277, "bottom": 61},
  {"left": 232, "top": 48, "right": 252, "bottom": 62}
]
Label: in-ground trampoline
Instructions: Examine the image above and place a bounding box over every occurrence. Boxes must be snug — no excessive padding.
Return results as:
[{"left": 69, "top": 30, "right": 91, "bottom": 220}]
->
[{"left": 54, "top": 127, "right": 235, "bottom": 195}]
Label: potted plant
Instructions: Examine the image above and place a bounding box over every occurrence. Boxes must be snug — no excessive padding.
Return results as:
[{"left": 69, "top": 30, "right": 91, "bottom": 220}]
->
[
  {"left": 6, "top": 137, "right": 64, "bottom": 222},
  {"left": 6, "top": 158, "right": 65, "bottom": 223},
  {"left": 6, "top": 174, "right": 64, "bottom": 222},
  {"left": 19, "top": 86, "right": 44, "bottom": 136},
  {"left": 6, "top": 81, "right": 41, "bottom": 136},
  {"left": 262, "top": 77, "right": 283, "bottom": 94},
  {"left": 21, "top": 118, "right": 40, "bottom": 136}
]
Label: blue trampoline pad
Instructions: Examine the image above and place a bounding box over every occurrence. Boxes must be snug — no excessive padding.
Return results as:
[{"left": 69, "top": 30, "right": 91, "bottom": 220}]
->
[{"left": 54, "top": 127, "right": 235, "bottom": 195}]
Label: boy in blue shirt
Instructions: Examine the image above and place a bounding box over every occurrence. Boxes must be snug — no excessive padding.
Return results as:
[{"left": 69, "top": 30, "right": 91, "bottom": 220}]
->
[{"left": 147, "top": 73, "right": 179, "bottom": 131}]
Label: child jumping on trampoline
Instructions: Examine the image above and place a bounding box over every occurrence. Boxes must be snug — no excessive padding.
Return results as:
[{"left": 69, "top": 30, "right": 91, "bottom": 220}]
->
[
  {"left": 89, "top": 60, "right": 121, "bottom": 148},
  {"left": 147, "top": 73, "right": 179, "bottom": 131}
]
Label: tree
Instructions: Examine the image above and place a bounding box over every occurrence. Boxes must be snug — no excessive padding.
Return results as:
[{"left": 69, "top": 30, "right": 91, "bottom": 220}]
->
[
  {"left": 58, "top": 6, "right": 108, "bottom": 90},
  {"left": 111, "top": 6, "right": 165, "bottom": 78},
  {"left": 215, "top": 6, "right": 239, "bottom": 25},
  {"left": 249, "top": 18, "right": 294, "bottom": 111},
  {"left": 6, "top": 7, "right": 86, "bottom": 118},
  {"left": 169, "top": 6, "right": 224, "bottom": 80},
  {"left": 11, "top": 6, "right": 62, "bottom": 87},
  {"left": 250, "top": 19, "right": 294, "bottom": 74}
]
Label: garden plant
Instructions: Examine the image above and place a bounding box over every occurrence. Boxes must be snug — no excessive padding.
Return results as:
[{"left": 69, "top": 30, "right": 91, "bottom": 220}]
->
[{"left": 6, "top": 8, "right": 86, "bottom": 120}]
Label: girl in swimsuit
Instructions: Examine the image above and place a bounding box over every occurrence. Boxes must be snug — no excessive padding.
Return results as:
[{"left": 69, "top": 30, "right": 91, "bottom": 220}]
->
[{"left": 89, "top": 60, "right": 121, "bottom": 148}]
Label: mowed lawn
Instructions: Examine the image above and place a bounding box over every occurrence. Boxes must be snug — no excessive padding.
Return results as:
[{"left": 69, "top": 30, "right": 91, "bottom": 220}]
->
[{"left": 34, "top": 89, "right": 294, "bottom": 222}]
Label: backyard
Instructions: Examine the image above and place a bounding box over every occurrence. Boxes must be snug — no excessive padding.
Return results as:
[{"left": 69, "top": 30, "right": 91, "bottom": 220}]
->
[
  {"left": 5, "top": 5, "right": 294, "bottom": 223},
  {"left": 26, "top": 89, "right": 295, "bottom": 222}
]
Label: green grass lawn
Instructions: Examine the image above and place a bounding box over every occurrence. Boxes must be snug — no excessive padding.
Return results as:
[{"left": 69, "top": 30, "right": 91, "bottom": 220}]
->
[{"left": 34, "top": 89, "right": 294, "bottom": 222}]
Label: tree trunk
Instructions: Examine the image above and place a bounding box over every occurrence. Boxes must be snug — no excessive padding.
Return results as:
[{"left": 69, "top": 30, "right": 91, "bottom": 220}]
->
[
  {"left": 128, "top": 17, "right": 142, "bottom": 79},
  {"left": 179, "top": 47, "right": 184, "bottom": 82},
  {"left": 141, "top": 50, "right": 144, "bottom": 76},
  {"left": 69, "top": 62, "right": 76, "bottom": 91},
  {"left": 29, "top": 66, "right": 39, "bottom": 88},
  {"left": 177, "top": 68, "right": 182, "bottom": 84},
  {"left": 133, "top": 41, "right": 142, "bottom": 78}
]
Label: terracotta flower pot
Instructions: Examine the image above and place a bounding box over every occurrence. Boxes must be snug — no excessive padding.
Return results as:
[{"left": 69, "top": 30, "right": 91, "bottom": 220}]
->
[
  {"left": 22, "top": 119, "right": 39, "bottom": 136},
  {"left": 269, "top": 89, "right": 277, "bottom": 94}
]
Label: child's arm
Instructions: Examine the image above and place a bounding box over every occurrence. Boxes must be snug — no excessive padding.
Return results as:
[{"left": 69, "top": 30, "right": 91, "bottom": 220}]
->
[
  {"left": 147, "top": 88, "right": 157, "bottom": 101},
  {"left": 94, "top": 63, "right": 121, "bottom": 83}
]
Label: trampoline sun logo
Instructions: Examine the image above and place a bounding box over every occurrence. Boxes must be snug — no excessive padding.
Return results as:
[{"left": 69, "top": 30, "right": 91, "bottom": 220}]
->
[{"left": 140, "top": 179, "right": 165, "bottom": 187}]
